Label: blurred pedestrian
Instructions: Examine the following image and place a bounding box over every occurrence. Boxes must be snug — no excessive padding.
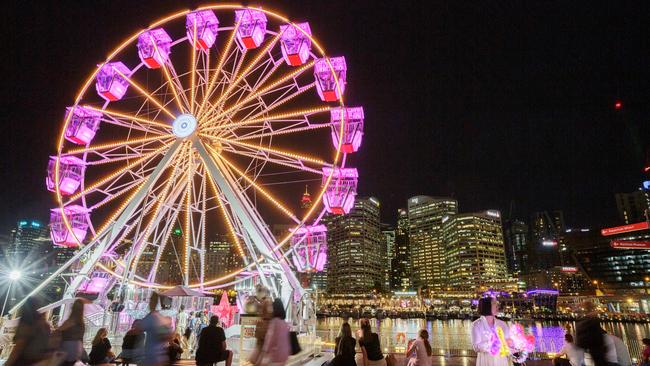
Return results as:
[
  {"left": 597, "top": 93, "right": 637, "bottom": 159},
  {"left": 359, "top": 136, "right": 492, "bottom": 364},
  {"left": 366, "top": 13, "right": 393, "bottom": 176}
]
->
[
  {"left": 167, "top": 333, "right": 184, "bottom": 364},
  {"left": 176, "top": 304, "right": 188, "bottom": 334},
  {"left": 603, "top": 329, "right": 631, "bottom": 366},
  {"left": 5, "top": 297, "right": 53, "bottom": 366},
  {"left": 138, "top": 292, "right": 174, "bottom": 366},
  {"left": 554, "top": 334, "right": 584, "bottom": 366},
  {"left": 256, "top": 298, "right": 290, "bottom": 365},
  {"left": 640, "top": 338, "right": 650, "bottom": 366},
  {"left": 119, "top": 319, "right": 144, "bottom": 364},
  {"left": 58, "top": 298, "right": 86, "bottom": 366}
]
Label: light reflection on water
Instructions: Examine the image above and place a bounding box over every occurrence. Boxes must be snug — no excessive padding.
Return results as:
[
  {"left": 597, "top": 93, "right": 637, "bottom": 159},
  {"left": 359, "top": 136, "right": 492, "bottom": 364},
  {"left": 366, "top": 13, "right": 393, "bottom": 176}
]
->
[{"left": 316, "top": 318, "right": 650, "bottom": 353}]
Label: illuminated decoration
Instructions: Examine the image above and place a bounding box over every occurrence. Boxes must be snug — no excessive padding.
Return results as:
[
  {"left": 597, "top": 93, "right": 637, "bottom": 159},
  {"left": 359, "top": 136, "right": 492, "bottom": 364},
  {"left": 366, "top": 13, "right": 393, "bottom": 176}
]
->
[
  {"left": 280, "top": 22, "right": 312, "bottom": 66},
  {"left": 49, "top": 205, "right": 90, "bottom": 247},
  {"left": 137, "top": 28, "right": 172, "bottom": 69},
  {"left": 23, "top": 5, "right": 364, "bottom": 321},
  {"left": 235, "top": 9, "right": 267, "bottom": 49},
  {"left": 291, "top": 224, "right": 327, "bottom": 272},
  {"left": 95, "top": 62, "right": 131, "bottom": 101},
  {"left": 486, "top": 210, "right": 500, "bottom": 218},
  {"left": 331, "top": 106, "right": 364, "bottom": 153},
  {"left": 300, "top": 185, "right": 312, "bottom": 209},
  {"left": 643, "top": 180, "right": 650, "bottom": 190},
  {"left": 314, "top": 56, "right": 346, "bottom": 102},
  {"left": 526, "top": 289, "right": 559, "bottom": 296},
  {"left": 491, "top": 326, "right": 510, "bottom": 357},
  {"left": 560, "top": 266, "right": 578, "bottom": 273},
  {"left": 186, "top": 10, "right": 219, "bottom": 50},
  {"left": 509, "top": 323, "right": 535, "bottom": 363},
  {"left": 63, "top": 106, "right": 102, "bottom": 145},
  {"left": 601, "top": 221, "right": 649, "bottom": 236},
  {"left": 322, "top": 167, "right": 358, "bottom": 214},
  {"left": 610, "top": 240, "right": 650, "bottom": 249},
  {"left": 46, "top": 156, "right": 85, "bottom": 195},
  {"left": 212, "top": 292, "right": 237, "bottom": 327}
]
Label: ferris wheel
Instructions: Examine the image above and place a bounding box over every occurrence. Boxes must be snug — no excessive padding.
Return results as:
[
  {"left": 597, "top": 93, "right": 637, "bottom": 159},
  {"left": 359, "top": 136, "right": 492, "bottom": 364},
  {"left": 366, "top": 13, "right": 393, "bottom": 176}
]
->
[{"left": 12, "top": 5, "right": 365, "bottom": 313}]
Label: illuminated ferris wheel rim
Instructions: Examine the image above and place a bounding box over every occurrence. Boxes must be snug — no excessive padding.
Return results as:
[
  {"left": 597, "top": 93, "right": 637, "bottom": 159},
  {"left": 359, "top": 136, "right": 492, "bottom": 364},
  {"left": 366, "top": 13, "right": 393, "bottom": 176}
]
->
[{"left": 50, "top": 4, "right": 361, "bottom": 290}]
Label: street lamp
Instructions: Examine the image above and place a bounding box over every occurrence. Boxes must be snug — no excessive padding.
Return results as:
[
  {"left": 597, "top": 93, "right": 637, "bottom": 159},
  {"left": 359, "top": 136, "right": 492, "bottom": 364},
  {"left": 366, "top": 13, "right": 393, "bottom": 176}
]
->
[
  {"left": 644, "top": 277, "right": 650, "bottom": 295},
  {"left": 2, "top": 270, "right": 22, "bottom": 316}
]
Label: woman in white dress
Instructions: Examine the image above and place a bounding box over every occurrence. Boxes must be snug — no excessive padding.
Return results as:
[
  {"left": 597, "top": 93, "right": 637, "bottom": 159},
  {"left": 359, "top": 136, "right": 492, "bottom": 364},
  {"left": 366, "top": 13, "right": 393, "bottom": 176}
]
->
[{"left": 471, "top": 297, "right": 511, "bottom": 366}]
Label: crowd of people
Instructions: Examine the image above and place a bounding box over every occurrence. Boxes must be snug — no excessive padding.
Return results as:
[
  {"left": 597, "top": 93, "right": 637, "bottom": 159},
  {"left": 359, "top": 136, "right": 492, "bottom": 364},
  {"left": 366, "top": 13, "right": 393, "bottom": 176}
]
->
[
  {"left": 4, "top": 293, "right": 236, "bottom": 366},
  {"left": 4, "top": 293, "right": 650, "bottom": 366},
  {"left": 471, "top": 297, "right": 650, "bottom": 366}
]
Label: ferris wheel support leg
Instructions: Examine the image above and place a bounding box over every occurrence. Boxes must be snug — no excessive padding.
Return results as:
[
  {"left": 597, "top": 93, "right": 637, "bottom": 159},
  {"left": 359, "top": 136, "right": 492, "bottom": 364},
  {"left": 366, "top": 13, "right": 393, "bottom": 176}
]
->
[
  {"left": 192, "top": 137, "right": 304, "bottom": 301},
  {"left": 9, "top": 142, "right": 182, "bottom": 317}
]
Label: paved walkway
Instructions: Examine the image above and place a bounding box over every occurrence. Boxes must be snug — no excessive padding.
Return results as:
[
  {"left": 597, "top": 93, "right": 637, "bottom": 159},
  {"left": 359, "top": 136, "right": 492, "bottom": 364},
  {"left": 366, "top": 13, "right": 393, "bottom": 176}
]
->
[{"left": 165, "top": 356, "right": 553, "bottom": 366}]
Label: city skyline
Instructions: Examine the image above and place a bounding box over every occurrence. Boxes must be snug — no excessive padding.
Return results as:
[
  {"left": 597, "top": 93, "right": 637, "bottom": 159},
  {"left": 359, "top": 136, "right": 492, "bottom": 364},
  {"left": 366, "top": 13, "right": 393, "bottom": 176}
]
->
[{"left": 2, "top": 1, "right": 650, "bottom": 232}]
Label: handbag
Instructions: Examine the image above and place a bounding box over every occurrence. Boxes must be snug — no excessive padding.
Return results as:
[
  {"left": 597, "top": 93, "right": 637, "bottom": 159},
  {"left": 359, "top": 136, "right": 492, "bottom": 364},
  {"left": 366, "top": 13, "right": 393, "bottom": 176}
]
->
[
  {"left": 385, "top": 353, "right": 397, "bottom": 366},
  {"left": 289, "top": 331, "right": 301, "bottom": 355}
]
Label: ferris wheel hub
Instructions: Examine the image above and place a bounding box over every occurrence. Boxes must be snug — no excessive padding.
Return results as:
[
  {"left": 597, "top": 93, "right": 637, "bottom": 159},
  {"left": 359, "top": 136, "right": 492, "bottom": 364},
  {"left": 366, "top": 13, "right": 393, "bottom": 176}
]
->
[{"left": 172, "top": 113, "right": 197, "bottom": 138}]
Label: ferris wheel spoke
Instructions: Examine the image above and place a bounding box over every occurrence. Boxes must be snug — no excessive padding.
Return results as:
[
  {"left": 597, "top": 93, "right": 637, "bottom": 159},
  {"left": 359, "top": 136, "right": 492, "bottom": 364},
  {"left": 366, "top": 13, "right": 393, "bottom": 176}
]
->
[
  {"left": 83, "top": 144, "right": 172, "bottom": 166},
  {"left": 197, "top": 20, "right": 242, "bottom": 118},
  {"left": 64, "top": 135, "right": 174, "bottom": 155},
  {"left": 189, "top": 20, "right": 199, "bottom": 114},
  {"left": 182, "top": 144, "right": 195, "bottom": 285},
  {"left": 215, "top": 151, "right": 300, "bottom": 224},
  {"left": 67, "top": 144, "right": 172, "bottom": 202},
  {"left": 220, "top": 147, "right": 325, "bottom": 175},
  {"left": 111, "top": 67, "right": 176, "bottom": 119},
  {"left": 210, "top": 33, "right": 282, "bottom": 114},
  {"left": 202, "top": 105, "right": 330, "bottom": 134},
  {"left": 84, "top": 105, "right": 173, "bottom": 132},
  {"left": 87, "top": 178, "right": 146, "bottom": 211},
  {"left": 203, "top": 60, "right": 315, "bottom": 123},
  {"left": 232, "top": 122, "right": 333, "bottom": 141}
]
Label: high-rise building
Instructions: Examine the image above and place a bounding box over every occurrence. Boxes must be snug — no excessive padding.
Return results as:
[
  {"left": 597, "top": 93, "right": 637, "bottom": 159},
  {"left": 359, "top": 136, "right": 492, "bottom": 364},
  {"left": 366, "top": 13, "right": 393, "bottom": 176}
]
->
[
  {"left": 391, "top": 209, "right": 411, "bottom": 291},
  {"left": 503, "top": 219, "right": 529, "bottom": 275},
  {"left": 407, "top": 196, "right": 458, "bottom": 292},
  {"left": 530, "top": 211, "right": 565, "bottom": 269},
  {"left": 442, "top": 210, "right": 507, "bottom": 291},
  {"left": 380, "top": 224, "right": 395, "bottom": 291},
  {"left": 324, "top": 197, "right": 383, "bottom": 294},
  {"left": 615, "top": 188, "right": 650, "bottom": 224},
  {"left": 8, "top": 220, "right": 49, "bottom": 263},
  {"left": 205, "top": 235, "right": 243, "bottom": 280}
]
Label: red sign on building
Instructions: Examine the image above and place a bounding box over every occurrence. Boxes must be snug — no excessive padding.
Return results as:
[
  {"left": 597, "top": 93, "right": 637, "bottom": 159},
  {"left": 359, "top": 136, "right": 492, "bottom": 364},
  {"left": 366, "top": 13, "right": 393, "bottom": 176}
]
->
[
  {"left": 610, "top": 240, "right": 650, "bottom": 249},
  {"left": 601, "top": 222, "right": 649, "bottom": 236}
]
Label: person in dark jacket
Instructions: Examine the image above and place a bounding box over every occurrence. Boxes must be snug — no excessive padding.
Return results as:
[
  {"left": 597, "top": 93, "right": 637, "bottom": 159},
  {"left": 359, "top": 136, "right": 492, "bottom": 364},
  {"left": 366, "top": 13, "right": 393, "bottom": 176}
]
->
[
  {"left": 332, "top": 322, "right": 357, "bottom": 366},
  {"left": 195, "top": 315, "right": 232, "bottom": 366}
]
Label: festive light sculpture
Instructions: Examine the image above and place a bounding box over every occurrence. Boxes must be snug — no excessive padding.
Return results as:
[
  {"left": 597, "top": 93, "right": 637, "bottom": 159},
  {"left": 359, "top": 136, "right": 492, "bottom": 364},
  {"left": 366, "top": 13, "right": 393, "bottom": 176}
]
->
[
  {"left": 331, "top": 106, "right": 364, "bottom": 153},
  {"left": 315, "top": 56, "right": 346, "bottom": 102},
  {"left": 49, "top": 205, "right": 90, "bottom": 247},
  {"left": 322, "top": 167, "right": 358, "bottom": 214},
  {"left": 280, "top": 22, "right": 312, "bottom": 66},
  {"left": 235, "top": 9, "right": 267, "bottom": 49},
  {"left": 46, "top": 156, "right": 85, "bottom": 195},
  {"left": 95, "top": 62, "right": 131, "bottom": 101},
  {"left": 64, "top": 106, "right": 102, "bottom": 145},
  {"left": 186, "top": 10, "right": 219, "bottom": 50},
  {"left": 291, "top": 224, "right": 327, "bottom": 272},
  {"left": 137, "top": 28, "right": 173, "bottom": 69},
  {"left": 213, "top": 292, "right": 237, "bottom": 327}
]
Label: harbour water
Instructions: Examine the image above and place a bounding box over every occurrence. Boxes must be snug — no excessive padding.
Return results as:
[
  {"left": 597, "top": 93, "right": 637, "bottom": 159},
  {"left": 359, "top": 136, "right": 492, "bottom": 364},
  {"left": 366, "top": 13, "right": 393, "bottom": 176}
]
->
[{"left": 316, "top": 318, "right": 650, "bottom": 358}]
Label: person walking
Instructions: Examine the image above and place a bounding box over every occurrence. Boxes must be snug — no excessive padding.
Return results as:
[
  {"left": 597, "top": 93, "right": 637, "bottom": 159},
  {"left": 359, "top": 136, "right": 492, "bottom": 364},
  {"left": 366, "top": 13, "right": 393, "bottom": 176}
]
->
[
  {"left": 406, "top": 329, "right": 432, "bottom": 366},
  {"left": 253, "top": 298, "right": 291, "bottom": 365},
  {"left": 176, "top": 304, "right": 189, "bottom": 334},
  {"left": 576, "top": 302, "right": 608, "bottom": 366},
  {"left": 195, "top": 315, "right": 233, "bottom": 366},
  {"left": 4, "top": 297, "right": 53, "bottom": 366},
  {"left": 138, "top": 292, "right": 174, "bottom": 366},
  {"left": 58, "top": 298, "right": 86, "bottom": 366},
  {"left": 119, "top": 319, "right": 145, "bottom": 365},
  {"left": 471, "top": 297, "right": 510, "bottom": 366},
  {"left": 554, "top": 334, "right": 584, "bottom": 366},
  {"left": 603, "top": 329, "right": 631, "bottom": 366},
  {"left": 358, "top": 318, "right": 385, "bottom": 366},
  {"left": 640, "top": 338, "right": 650, "bottom": 366},
  {"left": 88, "top": 328, "right": 115, "bottom": 365},
  {"left": 330, "top": 322, "right": 357, "bottom": 366}
]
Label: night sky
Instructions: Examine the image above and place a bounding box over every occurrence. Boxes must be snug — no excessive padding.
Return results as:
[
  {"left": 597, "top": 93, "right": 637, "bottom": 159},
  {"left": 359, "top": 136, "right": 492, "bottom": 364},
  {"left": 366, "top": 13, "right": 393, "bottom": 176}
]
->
[{"left": 1, "top": 1, "right": 649, "bottom": 232}]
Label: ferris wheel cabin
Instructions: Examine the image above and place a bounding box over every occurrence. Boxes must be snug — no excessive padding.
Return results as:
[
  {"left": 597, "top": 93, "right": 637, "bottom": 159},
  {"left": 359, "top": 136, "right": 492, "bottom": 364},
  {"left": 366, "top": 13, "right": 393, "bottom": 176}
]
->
[
  {"left": 64, "top": 106, "right": 102, "bottom": 145},
  {"left": 95, "top": 62, "right": 131, "bottom": 102},
  {"left": 46, "top": 156, "right": 85, "bottom": 195},
  {"left": 49, "top": 205, "right": 90, "bottom": 248},
  {"left": 280, "top": 22, "right": 312, "bottom": 66},
  {"left": 291, "top": 224, "right": 328, "bottom": 273},
  {"left": 137, "top": 28, "right": 172, "bottom": 69},
  {"left": 235, "top": 9, "right": 267, "bottom": 49},
  {"left": 331, "top": 106, "right": 364, "bottom": 153},
  {"left": 186, "top": 10, "right": 219, "bottom": 51},
  {"left": 315, "top": 56, "right": 347, "bottom": 102},
  {"left": 322, "top": 167, "right": 358, "bottom": 215}
]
